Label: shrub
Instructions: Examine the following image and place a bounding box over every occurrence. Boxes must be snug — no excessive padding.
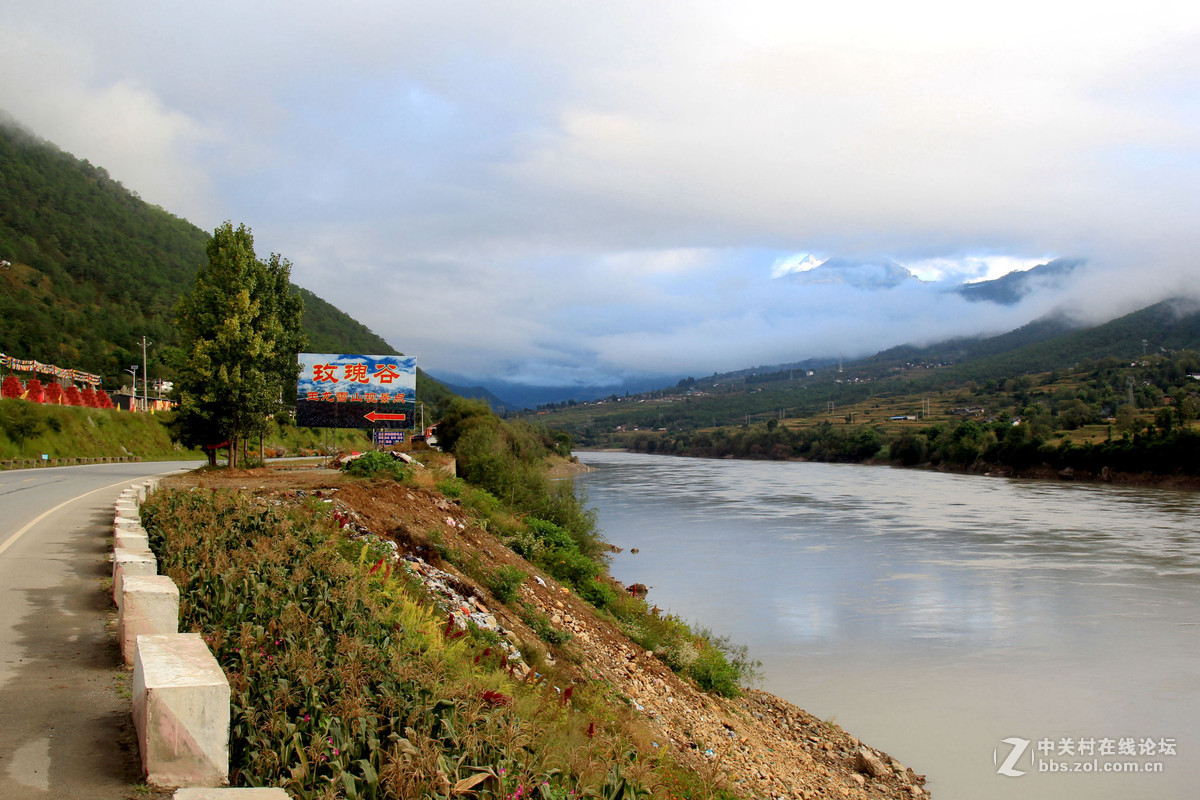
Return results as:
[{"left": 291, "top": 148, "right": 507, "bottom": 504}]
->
[
  {"left": 343, "top": 450, "right": 408, "bottom": 480},
  {"left": 578, "top": 577, "right": 619, "bottom": 610},
  {"left": 486, "top": 565, "right": 526, "bottom": 604},
  {"left": 540, "top": 547, "right": 602, "bottom": 587},
  {"left": 518, "top": 602, "right": 573, "bottom": 645}
]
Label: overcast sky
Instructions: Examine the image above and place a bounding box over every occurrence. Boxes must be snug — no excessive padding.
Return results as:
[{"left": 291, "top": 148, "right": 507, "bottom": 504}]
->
[{"left": 4, "top": 1, "right": 1199, "bottom": 389}]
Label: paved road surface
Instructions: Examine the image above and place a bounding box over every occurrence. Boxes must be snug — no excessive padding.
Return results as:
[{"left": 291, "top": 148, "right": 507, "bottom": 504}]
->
[{"left": 0, "top": 461, "right": 200, "bottom": 799}]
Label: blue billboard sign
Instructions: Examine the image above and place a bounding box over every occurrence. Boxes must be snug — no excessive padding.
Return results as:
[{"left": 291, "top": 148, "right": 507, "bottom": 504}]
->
[{"left": 295, "top": 353, "right": 416, "bottom": 429}]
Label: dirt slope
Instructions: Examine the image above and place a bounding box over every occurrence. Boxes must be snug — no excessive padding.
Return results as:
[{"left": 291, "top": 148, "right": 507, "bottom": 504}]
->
[{"left": 170, "top": 465, "right": 929, "bottom": 799}]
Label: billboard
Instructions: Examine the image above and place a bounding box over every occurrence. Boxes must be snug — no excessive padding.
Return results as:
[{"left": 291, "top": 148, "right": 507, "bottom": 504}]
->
[{"left": 295, "top": 353, "right": 416, "bottom": 429}]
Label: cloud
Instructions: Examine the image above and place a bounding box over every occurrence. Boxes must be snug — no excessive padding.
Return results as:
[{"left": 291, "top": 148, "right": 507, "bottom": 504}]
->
[
  {"left": 0, "top": 23, "right": 220, "bottom": 224},
  {"left": 4, "top": 0, "right": 1200, "bottom": 388}
]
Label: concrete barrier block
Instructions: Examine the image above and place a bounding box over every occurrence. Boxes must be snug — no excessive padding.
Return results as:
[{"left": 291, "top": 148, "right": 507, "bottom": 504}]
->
[
  {"left": 113, "top": 548, "right": 158, "bottom": 604},
  {"left": 117, "top": 502, "right": 140, "bottom": 517},
  {"left": 174, "top": 790, "right": 291, "bottom": 799},
  {"left": 120, "top": 576, "right": 179, "bottom": 664},
  {"left": 133, "top": 633, "right": 230, "bottom": 787},
  {"left": 129, "top": 482, "right": 148, "bottom": 503},
  {"left": 115, "top": 530, "right": 151, "bottom": 552},
  {"left": 116, "top": 521, "right": 144, "bottom": 538}
]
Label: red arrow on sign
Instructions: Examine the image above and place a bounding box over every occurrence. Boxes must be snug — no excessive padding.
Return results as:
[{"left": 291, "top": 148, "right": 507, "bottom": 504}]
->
[{"left": 364, "top": 411, "right": 407, "bottom": 422}]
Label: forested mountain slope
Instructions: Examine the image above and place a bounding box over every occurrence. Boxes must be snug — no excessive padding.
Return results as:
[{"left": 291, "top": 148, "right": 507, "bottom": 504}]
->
[{"left": 0, "top": 118, "right": 398, "bottom": 386}]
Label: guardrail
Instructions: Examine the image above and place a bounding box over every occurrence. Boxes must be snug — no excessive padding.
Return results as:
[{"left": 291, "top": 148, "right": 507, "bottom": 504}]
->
[{"left": 2, "top": 455, "right": 142, "bottom": 469}]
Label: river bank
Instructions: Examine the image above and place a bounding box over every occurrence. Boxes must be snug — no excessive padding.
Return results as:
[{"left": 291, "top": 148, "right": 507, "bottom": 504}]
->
[{"left": 170, "top": 464, "right": 928, "bottom": 799}]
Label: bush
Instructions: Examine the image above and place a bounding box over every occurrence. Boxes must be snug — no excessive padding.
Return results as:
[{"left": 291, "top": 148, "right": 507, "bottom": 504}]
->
[
  {"left": 343, "top": 450, "right": 408, "bottom": 480},
  {"left": 686, "top": 633, "right": 760, "bottom": 698},
  {"left": 485, "top": 565, "right": 525, "bottom": 604},
  {"left": 526, "top": 517, "right": 574, "bottom": 550},
  {"left": 540, "top": 546, "right": 602, "bottom": 586},
  {"left": 578, "top": 577, "right": 619, "bottom": 610}
]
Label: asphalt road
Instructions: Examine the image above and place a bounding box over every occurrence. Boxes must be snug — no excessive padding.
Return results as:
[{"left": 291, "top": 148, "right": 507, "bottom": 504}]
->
[{"left": 0, "top": 461, "right": 201, "bottom": 799}]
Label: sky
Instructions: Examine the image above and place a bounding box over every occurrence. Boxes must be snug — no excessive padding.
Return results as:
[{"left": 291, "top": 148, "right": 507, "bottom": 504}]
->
[{"left": 4, "top": 1, "right": 1200, "bottom": 394}]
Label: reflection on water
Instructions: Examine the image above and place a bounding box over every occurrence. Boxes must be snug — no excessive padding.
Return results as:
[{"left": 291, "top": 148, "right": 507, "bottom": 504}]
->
[{"left": 579, "top": 451, "right": 1200, "bottom": 800}]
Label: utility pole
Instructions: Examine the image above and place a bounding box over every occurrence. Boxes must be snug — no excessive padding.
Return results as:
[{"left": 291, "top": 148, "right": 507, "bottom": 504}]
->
[
  {"left": 0, "top": 259, "right": 10, "bottom": 371},
  {"left": 125, "top": 366, "right": 138, "bottom": 411},
  {"left": 137, "top": 336, "right": 152, "bottom": 412}
]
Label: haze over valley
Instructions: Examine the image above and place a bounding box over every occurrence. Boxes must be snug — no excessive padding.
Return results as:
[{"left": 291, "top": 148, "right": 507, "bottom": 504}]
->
[{"left": 4, "top": 1, "right": 1200, "bottom": 401}]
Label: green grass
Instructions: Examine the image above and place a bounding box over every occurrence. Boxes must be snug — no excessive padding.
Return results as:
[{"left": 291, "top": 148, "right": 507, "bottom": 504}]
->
[
  {"left": 0, "top": 399, "right": 200, "bottom": 461},
  {"left": 0, "top": 398, "right": 375, "bottom": 464}
]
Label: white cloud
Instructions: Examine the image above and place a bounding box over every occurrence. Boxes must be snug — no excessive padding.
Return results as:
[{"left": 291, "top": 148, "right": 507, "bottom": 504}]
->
[
  {"left": 0, "top": 24, "right": 220, "bottom": 224},
  {"left": 4, "top": 0, "right": 1200, "bottom": 387}
]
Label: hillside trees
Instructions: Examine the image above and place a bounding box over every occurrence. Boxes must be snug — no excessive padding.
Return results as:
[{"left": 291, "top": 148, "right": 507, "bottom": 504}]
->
[
  {"left": 0, "top": 121, "right": 403, "bottom": 385},
  {"left": 173, "top": 222, "right": 306, "bottom": 467}
]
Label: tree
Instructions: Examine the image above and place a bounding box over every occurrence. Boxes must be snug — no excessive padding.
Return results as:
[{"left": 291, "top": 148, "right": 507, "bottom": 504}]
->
[
  {"left": 1, "top": 375, "right": 23, "bottom": 399},
  {"left": 173, "top": 222, "right": 306, "bottom": 467},
  {"left": 0, "top": 399, "right": 44, "bottom": 448},
  {"left": 1114, "top": 404, "right": 1138, "bottom": 435}
]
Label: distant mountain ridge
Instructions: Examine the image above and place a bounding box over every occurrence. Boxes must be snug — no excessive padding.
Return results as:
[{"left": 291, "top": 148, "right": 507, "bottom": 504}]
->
[
  {"left": 954, "top": 258, "right": 1085, "bottom": 305},
  {"left": 0, "top": 118, "right": 401, "bottom": 386},
  {"left": 431, "top": 379, "right": 520, "bottom": 413},
  {"left": 778, "top": 256, "right": 919, "bottom": 289}
]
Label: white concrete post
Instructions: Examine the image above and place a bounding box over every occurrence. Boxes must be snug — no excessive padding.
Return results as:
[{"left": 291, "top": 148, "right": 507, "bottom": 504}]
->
[
  {"left": 113, "top": 548, "right": 157, "bottom": 604},
  {"left": 115, "top": 530, "right": 151, "bottom": 552},
  {"left": 119, "top": 575, "right": 179, "bottom": 664},
  {"left": 133, "top": 633, "right": 231, "bottom": 787},
  {"left": 174, "top": 790, "right": 291, "bottom": 799}
]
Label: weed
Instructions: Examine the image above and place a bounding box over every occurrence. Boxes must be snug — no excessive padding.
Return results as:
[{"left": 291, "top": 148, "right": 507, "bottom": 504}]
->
[
  {"left": 486, "top": 565, "right": 526, "bottom": 605},
  {"left": 519, "top": 602, "right": 572, "bottom": 646}
]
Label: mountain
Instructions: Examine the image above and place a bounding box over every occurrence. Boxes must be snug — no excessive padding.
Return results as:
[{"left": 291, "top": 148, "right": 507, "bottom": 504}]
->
[
  {"left": 954, "top": 258, "right": 1085, "bottom": 304},
  {"left": 0, "top": 117, "right": 400, "bottom": 387},
  {"left": 777, "top": 256, "right": 920, "bottom": 289},
  {"left": 432, "top": 373, "right": 688, "bottom": 411},
  {"left": 430, "top": 378, "right": 520, "bottom": 413}
]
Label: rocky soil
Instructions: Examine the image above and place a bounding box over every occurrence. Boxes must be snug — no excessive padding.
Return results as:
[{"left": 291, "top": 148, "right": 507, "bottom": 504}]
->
[{"left": 169, "top": 464, "right": 929, "bottom": 799}]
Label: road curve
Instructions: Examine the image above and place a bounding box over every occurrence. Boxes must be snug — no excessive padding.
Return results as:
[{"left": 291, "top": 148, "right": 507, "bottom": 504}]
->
[{"left": 0, "top": 460, "right": 201, "bottom": 799}]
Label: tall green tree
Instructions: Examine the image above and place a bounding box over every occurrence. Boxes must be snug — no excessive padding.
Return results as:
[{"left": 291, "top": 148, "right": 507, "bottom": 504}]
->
[{"left": 173, "top": 222, "right": 306, "bottom": 466}]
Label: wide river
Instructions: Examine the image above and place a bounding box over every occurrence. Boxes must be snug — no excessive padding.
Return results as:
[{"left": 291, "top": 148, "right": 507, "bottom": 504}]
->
[{"left": 575, "top": 451, "right": 1199, "bottom": 800}]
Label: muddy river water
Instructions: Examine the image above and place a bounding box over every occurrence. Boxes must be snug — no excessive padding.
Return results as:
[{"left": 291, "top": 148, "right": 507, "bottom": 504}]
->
[{"left": 577, "top": 451, "right": 1199, "bottom": 799}]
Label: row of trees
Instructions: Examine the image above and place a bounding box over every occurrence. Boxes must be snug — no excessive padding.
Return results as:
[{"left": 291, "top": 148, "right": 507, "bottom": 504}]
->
[
  {"left": 1, "top": 375, "right": 115, "bottom": 408},
  {"left": 630, "top": 413, "right": 1200, "bottom": 478}
]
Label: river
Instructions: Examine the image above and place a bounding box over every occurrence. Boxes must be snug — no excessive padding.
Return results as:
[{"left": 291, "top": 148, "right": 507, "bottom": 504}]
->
[{"left": 576, "top": 451, "right": 1199, "bottom": 800}]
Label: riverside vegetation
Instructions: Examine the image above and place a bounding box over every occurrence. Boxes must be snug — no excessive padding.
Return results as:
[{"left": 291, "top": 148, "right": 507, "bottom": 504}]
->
[
  {"left": 537, "top": 348, "right": 1200, "bottom": 485},
  {"left": 139, "top": 402, "right": 928, "bottom": 799}
]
